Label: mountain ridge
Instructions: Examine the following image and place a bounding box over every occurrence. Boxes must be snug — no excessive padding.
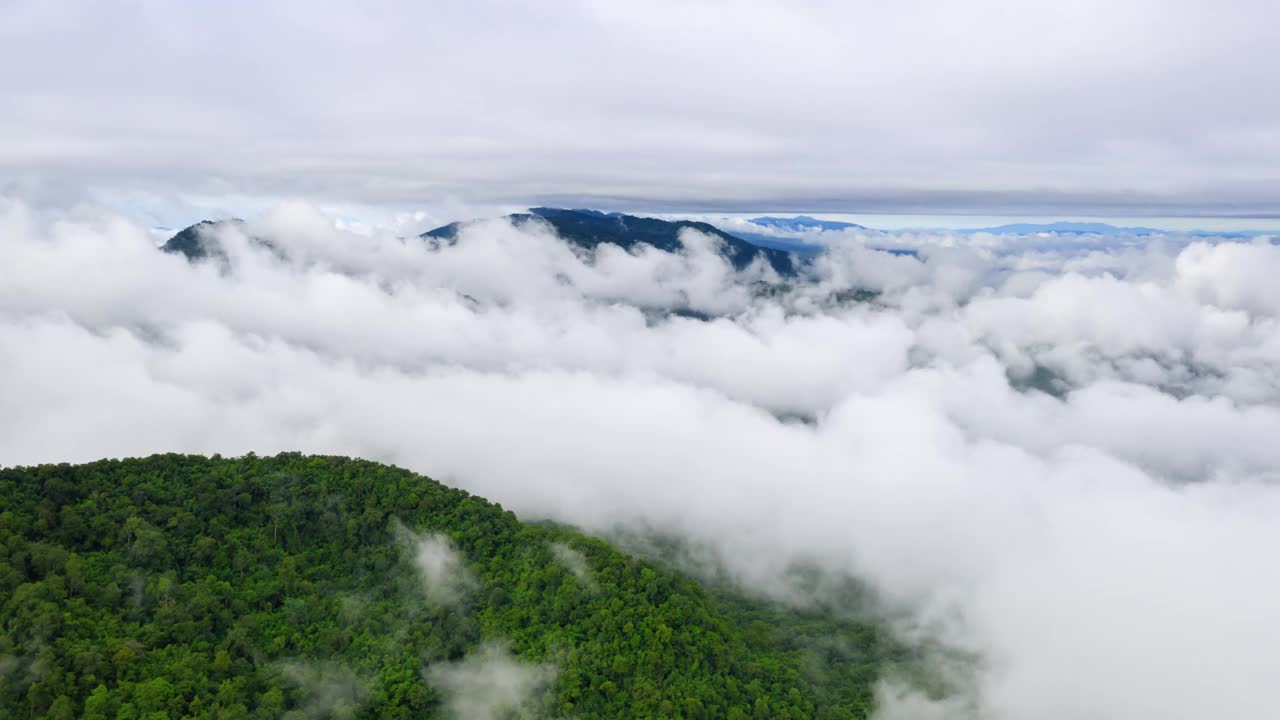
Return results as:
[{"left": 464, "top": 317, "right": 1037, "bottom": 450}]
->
[
  {"left": 748, "top": 216, "right": 868, "bottom": 233},
  {"left": 423, "top": 208, "right": 804, "bottom": 276}
]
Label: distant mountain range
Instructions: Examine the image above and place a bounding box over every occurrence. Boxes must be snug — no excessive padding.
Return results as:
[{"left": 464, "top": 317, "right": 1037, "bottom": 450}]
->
[
  {"left": 158, "top": 211, "right": 904, "bottom": 318},
  {"left": 964, "top": 221, "right": 1267, "bottom": 238},
  {"left": 161, "top": 209, "right": 811, "bottom": 277},
  {"left": 747, "top": 217, "right": 1267, "bottom": 238},
  {"left": 423, "top": 208, "right": 803, "bottom": 275},
  {"left": 967, "top": 221, "right": 1165, "bottom": 236},
  {"left": 748, "top": 216, "right": 868, "bottom": 233},
  {"left": 160, "top": 212, "right": 1269, "bottom": 274},
  {"left": 723, "top": 217, "right": 861, "bottom": 255}
]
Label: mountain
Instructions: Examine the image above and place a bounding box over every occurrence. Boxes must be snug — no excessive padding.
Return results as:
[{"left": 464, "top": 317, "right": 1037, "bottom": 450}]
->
[
  {"left": 748, "top": 216, "right": 867, "bottom": 233},
  {"left": 968, "top": 221, "right": 1273, "bottom": 239},
  {"left": 424, "top": 208, "right": 803, "bottom": 276},
  {"left": 0, "top": 453, "right": 892, "bottom": 719},
  {"left": 726, "top": 233, "right": 825, "bottom": 254},
  {"left": 967, "top": 221, "right": 1163, "bottom": 236},
  {"left": 159, "top": 219, "right": 249, "bottom": 260}
]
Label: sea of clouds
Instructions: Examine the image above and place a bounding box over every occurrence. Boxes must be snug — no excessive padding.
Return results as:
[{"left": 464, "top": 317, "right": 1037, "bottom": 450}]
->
[{"left": 3, "top": 197, "right": 1279, "bottom": 719}]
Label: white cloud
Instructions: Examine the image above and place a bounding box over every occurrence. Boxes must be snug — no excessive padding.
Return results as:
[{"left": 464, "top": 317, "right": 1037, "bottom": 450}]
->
[
  {"left": 5, "top": 200, "right": 1280, "bottom": 718},
  {"left": 391, "top": 522, "right": 475, "bottom": 607},
  {"left": 548, "top": 542, "right": 595, "bottom": 590},
  {"left": 424, "top": 642, "right": 555, "bottom": 720},
  {"left": 278, "top": 661, "right": 369, "bottom": 719}
]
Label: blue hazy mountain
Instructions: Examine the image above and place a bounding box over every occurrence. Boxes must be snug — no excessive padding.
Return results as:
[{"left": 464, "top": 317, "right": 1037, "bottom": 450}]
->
[
  {"left": 749, "top": 216, "right": 868, "bottom": 233},
  {"left": 963, "top": 221, "right": 1273, "bottom": 238},
  {"left": 969, "top": 221, "right": 1165, "bottom": 236},
  {"left": 722, "top": 216, "right": 915, "bottom": 257},
  {"left": 727, "top": 232, "right": 826, "bottom": 255},
  {"left": 424, "top": 208, "right": 803, "bottom": 275}
]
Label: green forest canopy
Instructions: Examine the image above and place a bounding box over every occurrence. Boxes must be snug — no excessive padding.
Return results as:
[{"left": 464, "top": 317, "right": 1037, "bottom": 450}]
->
[{"left": 0, "top": 453, "right": 896, "bottom": 719}]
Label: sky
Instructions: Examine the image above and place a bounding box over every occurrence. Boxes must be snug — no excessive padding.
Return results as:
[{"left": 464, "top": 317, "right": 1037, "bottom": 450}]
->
[{"left": 3, "top": 0, "right": 1280, "bottom": 219}]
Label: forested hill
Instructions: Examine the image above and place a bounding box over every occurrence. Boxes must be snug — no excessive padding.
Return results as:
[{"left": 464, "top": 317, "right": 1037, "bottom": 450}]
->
[
  {"left": 423, "top": 208, "right": 802, "bottom": 276},
  {"left": 0, "top": 454, "right": 891, "bottom": 719}
]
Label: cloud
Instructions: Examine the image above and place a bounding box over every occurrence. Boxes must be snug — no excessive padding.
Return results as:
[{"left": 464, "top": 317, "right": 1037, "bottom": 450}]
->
[
  {"left": 424, "top": 642, "right": 555, "bottom": 720},
  {"left": 548, "top": 542, "right": 595, "bottom": 591},
  {"left": 5, "top": 200, "right": 1280, "bottom": 718},
  {"left": 278, "top": 661, "right": 370, "bottom": 719},
  {"left": 391, "top": 522, "right": 476, "bottom": 607},
  {"left": 2, "top": 2, "right": 1280, "bottom": 215}
]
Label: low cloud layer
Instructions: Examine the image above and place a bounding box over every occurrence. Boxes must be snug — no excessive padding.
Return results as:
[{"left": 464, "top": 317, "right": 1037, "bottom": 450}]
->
[{"left": 4, "top": 199, "right": 1280, "bottom": 718}]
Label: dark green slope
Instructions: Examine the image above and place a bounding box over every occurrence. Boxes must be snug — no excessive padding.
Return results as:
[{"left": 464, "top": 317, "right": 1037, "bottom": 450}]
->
[
  {"left": 423, "top": 208, "right": 802, "bottom": 276},
  {"left": 0, "top": 454, "right": 888, "bottom": 719}
]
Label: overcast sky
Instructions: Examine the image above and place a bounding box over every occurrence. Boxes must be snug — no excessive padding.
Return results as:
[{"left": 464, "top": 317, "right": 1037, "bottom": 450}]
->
[{"left": 2, "top": 0, "right": 1279, "bottom": 218}]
